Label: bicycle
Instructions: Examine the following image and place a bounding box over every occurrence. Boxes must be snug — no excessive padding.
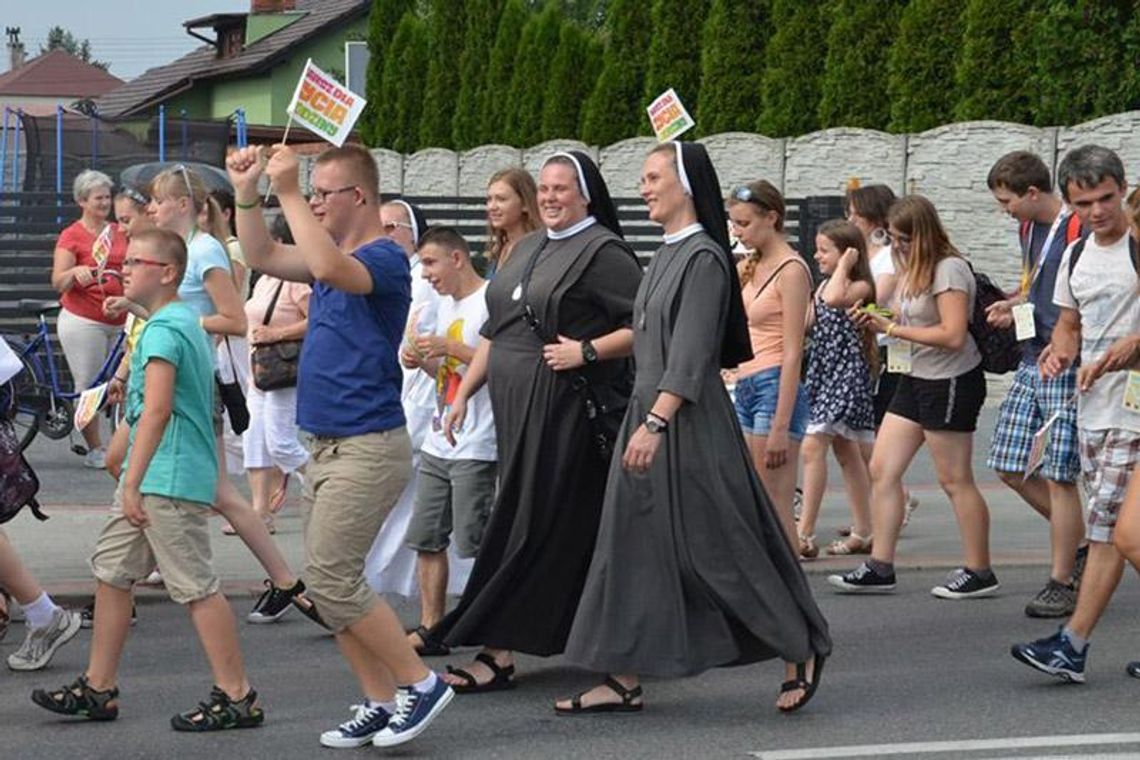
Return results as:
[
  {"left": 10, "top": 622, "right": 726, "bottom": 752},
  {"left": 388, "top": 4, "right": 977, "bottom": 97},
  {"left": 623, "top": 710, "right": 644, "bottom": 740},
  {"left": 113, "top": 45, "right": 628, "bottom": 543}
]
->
[{"left": 2, "top": 299, "right": 126, "bottom": 453}]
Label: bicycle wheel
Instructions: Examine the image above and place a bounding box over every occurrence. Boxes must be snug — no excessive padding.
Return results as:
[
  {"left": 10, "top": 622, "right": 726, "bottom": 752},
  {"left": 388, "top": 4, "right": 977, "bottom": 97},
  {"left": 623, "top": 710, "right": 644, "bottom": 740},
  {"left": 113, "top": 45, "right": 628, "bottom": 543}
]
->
[{"left": 1, "top": 348, "right": 43, "bottom": 452}]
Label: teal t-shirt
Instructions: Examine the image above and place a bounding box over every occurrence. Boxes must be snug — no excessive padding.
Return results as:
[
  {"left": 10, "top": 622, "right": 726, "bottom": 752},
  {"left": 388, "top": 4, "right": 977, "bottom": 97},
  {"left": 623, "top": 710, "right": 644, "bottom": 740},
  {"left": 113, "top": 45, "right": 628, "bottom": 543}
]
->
[
  {"left": 124, "top": 301, "right": 217, "bottom": 506},
  {"left": 177, "top": 231, "right": 231, "bottom": 318}
]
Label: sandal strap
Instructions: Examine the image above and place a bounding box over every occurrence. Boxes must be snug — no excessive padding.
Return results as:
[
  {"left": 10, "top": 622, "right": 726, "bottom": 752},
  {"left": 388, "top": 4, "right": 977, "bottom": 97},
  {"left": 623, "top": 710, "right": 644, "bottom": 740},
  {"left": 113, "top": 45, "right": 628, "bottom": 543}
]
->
[
  {"left": 849, "top": 532, "right": 872, "bottom": 542},
  {"left": 780, "top": 678, "right": 808, "bottom": 694},
  {"left": 602, "top": 676, "right": 642, "bottom": 704},
  {"left": 474, "top": 652, "right": 512, "bottom": 678},
  {"left": 445, "top": 665, "right": 478, "bottom": 688}
]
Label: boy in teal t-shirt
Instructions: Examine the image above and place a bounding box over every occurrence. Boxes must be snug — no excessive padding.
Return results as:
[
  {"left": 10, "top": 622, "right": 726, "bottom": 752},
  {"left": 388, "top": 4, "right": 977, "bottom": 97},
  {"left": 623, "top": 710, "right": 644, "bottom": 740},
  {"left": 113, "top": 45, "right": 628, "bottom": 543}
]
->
[{"left": 32, "top": 228, "right": 265, "bottom": 732}]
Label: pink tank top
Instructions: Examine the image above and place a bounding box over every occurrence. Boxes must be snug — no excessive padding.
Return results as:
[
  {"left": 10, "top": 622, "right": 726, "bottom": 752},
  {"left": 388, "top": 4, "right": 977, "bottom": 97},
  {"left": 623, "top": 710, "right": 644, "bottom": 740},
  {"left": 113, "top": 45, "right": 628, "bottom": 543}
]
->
[{"left": 736, "top": 257, "right": 812, "bottom": 378}]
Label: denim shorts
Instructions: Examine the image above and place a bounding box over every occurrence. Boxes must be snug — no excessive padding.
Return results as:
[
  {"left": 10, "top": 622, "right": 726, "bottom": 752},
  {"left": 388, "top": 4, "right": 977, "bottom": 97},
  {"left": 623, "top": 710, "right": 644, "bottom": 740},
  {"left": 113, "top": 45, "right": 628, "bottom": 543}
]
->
[{"left": 734, "top": 366, "right": 810, "bottom": 440}]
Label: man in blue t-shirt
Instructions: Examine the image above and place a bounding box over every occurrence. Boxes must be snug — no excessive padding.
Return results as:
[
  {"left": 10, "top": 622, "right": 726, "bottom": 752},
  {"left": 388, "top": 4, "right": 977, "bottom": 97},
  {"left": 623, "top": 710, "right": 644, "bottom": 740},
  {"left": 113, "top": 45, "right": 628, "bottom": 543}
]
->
[
  {"left": 984, "top": 151, "right": 1085, "bottom": 619},
  {"left": 229, "top": 143, "right": 452, "bottom": 749}
]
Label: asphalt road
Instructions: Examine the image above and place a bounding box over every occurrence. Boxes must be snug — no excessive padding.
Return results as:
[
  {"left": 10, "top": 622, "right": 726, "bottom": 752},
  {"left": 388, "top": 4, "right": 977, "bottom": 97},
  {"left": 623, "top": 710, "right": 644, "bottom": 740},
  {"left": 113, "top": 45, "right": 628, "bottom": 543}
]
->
[{"left": 1, "top": 568, "right": 1140, "bottom": 760}]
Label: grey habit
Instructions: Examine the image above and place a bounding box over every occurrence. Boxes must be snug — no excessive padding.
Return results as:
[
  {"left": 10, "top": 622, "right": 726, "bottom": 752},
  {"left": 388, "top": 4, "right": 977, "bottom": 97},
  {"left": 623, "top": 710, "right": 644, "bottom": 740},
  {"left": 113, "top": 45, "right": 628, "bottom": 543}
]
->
[{"left": 564, "top": 228, "right": 832, "bottom": 677}]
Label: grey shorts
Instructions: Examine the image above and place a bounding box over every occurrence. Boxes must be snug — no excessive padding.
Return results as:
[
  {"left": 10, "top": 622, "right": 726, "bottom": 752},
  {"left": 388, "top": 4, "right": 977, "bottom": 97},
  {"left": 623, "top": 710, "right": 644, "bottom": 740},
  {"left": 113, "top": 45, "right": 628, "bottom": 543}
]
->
[{"left": 405, "top": 452, "right": 496, "bottom": 558}]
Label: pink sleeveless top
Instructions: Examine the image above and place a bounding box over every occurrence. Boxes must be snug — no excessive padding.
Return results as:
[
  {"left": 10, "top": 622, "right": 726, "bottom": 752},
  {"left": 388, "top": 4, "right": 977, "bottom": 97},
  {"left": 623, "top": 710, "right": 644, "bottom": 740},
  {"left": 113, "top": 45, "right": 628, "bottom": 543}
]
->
[{"left": 736, "top": 256, "right": 812, "bottom": 379}]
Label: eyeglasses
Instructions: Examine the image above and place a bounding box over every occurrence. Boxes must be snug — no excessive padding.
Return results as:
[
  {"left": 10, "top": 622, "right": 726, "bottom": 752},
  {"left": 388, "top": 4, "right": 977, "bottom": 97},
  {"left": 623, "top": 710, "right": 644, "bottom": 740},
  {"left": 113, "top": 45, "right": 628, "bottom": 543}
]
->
[
  {"left": 382, "top": 220, "right": 414, "bottom": 232},
  {"left": 123, "top": 256, "right": 171, "bottom": 268},
  {"left": 309, "top": 185, "right": 358, "bottom": 203},
  {"left": 172, "top": 163, "right": 195, "bottom": 199}
]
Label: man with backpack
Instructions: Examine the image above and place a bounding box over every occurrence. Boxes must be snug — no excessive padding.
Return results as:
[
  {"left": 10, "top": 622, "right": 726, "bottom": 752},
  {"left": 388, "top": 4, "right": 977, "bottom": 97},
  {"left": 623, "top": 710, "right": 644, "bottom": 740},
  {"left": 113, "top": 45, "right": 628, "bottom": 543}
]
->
[
  {"left": 1011, "top": 144, "right": 1140, "bottom": 683},
  {"left": 984, "top": 151, "right": 1086, "bottom": 618}
]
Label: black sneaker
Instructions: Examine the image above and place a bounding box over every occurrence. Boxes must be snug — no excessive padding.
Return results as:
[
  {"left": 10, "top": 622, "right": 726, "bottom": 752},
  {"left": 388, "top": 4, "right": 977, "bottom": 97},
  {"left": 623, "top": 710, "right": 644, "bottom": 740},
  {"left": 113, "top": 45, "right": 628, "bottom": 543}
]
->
[
  {"left": 31, "top": 675, "right": 120, "bottom": 721},
  {"left": 171, "top": 686, "right": 264, "bottom": 731},
  {"left": 827, "top": 561, "right": 896, "bottom": 593},
  {"left": 931, "top": 567, "right": 999, "bottom": 600},
  {"left": 249, "top": 579, "right": 315, "bottom": 624},
  {"left": 1024, "top": 579, "right": 1076, "bottom": 618},
  {"left": 80, "top": 601, "right": 137, "bottom": 629}
]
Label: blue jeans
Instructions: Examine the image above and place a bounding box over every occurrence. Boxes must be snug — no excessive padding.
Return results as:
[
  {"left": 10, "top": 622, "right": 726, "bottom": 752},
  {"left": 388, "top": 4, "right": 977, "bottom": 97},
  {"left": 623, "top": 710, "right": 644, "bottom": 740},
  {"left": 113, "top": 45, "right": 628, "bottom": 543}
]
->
[{"left": 734, "top": 367, "right": 810, "bottom": 440}]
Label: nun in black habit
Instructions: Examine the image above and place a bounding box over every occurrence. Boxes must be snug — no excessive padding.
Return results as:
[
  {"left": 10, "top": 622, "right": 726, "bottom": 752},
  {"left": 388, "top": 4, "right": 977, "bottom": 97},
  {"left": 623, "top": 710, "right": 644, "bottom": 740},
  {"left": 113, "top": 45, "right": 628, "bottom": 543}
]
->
[
  {"left": 432, "top": 151, "right": 644, "bottom": 691},
  {"left": 558, "top": 142, "right": 831, "bottom": 714}
]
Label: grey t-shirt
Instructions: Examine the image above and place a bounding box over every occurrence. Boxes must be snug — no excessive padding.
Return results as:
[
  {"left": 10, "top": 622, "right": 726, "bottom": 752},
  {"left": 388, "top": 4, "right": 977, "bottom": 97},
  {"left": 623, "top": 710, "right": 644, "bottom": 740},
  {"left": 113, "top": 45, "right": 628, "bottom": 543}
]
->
[{"left": 899, "top": 256, "right": 982, "bottom": 380}]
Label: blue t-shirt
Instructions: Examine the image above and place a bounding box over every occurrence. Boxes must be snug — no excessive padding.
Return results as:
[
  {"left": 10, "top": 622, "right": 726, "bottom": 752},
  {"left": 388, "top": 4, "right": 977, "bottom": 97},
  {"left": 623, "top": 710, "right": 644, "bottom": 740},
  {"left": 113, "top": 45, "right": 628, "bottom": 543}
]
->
[
  {"left": 178, "top": 232, "right": 232, "bottom": 318},
  {"left": 124, "top": 301, "right": 217, "bottom": 505},
  {"left": 1022, "top": 213, "right": 1076, "bottom": 362},
  {"left": 297, "top": 238, "right": 411, "bottom": 437}
]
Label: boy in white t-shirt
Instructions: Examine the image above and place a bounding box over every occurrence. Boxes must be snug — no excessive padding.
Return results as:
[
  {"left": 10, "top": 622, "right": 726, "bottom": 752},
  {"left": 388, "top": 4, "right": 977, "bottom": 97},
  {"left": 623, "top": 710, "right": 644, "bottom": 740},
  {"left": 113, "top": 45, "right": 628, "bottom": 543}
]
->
[
  {"left": 1012, "top": 145, "right": 1140, "bottom": 684},
  {"left": 400, "top": 227, "right": 497, "bottom": 650}
]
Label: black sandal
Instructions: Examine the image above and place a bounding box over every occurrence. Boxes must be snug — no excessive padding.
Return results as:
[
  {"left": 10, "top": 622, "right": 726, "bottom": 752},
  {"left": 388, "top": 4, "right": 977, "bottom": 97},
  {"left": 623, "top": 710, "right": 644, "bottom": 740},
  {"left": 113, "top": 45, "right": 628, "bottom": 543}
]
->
[
  {"left": 446, "top": 652, "right": 516, "bottom": 693},
  {"left": 778, "top": 656, "right": 826, "bottom": 713},
  {"left": 555, "top": 676, "right": 643, "bottom": 715},
  {"left": 31, "top": 675, "right": 120, "bottom": 721},
  {"left": 409, "top": 625, "right": 451, "bottom": 657}
]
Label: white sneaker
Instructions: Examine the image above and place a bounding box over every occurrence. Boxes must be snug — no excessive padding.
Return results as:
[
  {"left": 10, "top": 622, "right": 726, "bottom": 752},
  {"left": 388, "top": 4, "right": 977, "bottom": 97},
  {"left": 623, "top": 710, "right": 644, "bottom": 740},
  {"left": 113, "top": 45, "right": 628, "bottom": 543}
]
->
[
  {"left": 7, "top": 608, "right": 82, "bottom": 671},
  {"left": 83, "top": 448, "right": 106, "bottom": 470}
]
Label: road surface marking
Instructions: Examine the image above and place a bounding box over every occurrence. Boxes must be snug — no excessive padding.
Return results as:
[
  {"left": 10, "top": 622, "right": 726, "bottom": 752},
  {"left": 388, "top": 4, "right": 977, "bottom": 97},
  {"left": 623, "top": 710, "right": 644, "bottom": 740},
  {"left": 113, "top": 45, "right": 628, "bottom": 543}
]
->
[{"left": 751, "top": 733, "right": 1140, "bottom": 760}]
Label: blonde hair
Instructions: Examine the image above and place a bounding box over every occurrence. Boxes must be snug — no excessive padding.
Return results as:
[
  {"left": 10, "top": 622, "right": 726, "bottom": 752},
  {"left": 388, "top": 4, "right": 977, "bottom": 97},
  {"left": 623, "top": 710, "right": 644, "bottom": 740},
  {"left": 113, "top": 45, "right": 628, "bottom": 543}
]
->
[
  {"left": 485, "top": 167, "right": 540, "bottom": 266},
  {"left": 888, "top": 195, "right": 961, "bottom": 298},
  {"left": 150, "top": 166, "right": 208, "bottom": 214}
]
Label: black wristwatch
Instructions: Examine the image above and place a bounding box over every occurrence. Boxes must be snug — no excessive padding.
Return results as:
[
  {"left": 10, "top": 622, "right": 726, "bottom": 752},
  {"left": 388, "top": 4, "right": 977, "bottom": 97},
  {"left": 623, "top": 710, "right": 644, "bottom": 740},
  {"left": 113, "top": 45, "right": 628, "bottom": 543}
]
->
[
  {"left": 644, "top": 413, "right": 668, "bottom": 434},
  {"left": 581, "top": 339, "right": 599, "bottom": 364}
]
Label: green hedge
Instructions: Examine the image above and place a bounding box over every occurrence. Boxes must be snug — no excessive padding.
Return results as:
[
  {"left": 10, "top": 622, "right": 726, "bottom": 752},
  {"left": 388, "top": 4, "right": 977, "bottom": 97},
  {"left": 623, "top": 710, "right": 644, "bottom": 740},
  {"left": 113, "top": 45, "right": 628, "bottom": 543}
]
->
[{"left": 361, "top": 0, "right": 1140, "bottom": 152}]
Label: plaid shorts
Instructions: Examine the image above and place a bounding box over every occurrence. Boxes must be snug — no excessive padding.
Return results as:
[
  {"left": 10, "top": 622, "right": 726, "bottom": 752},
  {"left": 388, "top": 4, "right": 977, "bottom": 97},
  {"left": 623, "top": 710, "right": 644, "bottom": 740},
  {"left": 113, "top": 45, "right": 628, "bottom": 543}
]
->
[
  {"left": 987, "top": 362, "right": 1080, "bottom": 483},
  {"left": 1080, "top": 428, "right": 1140, "bottom": 543}
]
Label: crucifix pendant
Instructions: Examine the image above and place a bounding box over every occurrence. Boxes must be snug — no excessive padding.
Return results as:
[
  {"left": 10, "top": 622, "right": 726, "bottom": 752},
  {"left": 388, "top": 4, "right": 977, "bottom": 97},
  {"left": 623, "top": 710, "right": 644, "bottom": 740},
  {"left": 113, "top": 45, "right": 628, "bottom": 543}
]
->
[{"left": 511, "top": 284, "right": 522, "bottom": 301}]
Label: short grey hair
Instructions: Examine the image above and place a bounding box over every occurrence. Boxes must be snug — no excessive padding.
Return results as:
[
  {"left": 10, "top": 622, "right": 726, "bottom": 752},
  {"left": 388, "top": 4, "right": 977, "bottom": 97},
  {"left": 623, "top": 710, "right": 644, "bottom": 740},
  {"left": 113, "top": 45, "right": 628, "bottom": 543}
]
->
[
  {"left": 1057, "top": 144, "right": 1126, "bottom": 202},
  {"left": 73, "top": 169, "right": 114, "bottom": 204}
]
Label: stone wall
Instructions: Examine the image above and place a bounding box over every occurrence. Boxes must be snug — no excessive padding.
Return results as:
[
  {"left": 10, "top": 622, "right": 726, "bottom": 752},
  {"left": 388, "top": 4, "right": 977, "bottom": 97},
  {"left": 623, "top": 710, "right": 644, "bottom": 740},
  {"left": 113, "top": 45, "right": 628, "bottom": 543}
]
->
[{"left": 296, "top": 110, "right": 1140, "bottom": 293}]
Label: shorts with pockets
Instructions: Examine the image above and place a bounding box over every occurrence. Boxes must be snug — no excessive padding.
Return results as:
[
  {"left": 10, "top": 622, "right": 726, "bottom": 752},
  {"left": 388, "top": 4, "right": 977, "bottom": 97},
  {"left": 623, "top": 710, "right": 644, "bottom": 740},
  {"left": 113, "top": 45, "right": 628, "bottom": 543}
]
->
[
  {"left": 405, "top": 452, "right": 497, "bottom": 558},
  {"left": 987, "top": 361, "right": 1079, "bottom": 483},
  {"left": 888, "top": 363, "right": 986, "bottom": 433},
  {"left": 1080, "top": 428, "right": 1140, "bottom": 543}
]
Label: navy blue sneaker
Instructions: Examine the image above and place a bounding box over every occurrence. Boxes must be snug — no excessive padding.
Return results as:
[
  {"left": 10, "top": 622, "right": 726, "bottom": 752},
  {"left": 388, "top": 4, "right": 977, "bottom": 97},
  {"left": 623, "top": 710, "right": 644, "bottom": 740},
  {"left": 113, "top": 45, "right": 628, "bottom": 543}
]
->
[
  {"left": 827, "top": 561, "right": 896, "bottom": 594},
  {"left": 371, "top": 676, "right": 453, "bottom": 748},
  {"left": 320, "top": 702, "right": 391, "bottom": 748},
  {"left": 1011, "top": 628, "right": 1087, "bottom": 683}
]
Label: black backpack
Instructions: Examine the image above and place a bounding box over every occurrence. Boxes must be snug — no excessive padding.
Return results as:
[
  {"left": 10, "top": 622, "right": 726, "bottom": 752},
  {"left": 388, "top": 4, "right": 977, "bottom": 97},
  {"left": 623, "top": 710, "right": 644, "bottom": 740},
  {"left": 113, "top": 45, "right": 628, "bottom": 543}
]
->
[
  {"left": 0, "top": 389, "right": 46, "bottom": 525},
  {"left": 967, "top": 264, "right": 1022, "bottom": 375}
]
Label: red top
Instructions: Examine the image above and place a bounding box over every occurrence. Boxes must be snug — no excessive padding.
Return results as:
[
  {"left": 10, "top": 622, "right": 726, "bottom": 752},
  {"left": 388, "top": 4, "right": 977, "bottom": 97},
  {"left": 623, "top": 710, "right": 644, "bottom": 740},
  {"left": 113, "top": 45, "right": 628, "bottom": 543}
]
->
[{"left": 55, "top": 220, "right": 128, "bottom": 325}]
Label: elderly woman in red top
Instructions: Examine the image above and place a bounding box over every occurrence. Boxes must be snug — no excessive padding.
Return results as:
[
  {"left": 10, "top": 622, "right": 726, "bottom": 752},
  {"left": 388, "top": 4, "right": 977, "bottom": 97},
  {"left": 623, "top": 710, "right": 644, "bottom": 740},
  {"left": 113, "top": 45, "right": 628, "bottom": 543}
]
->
[{"left": 50, "top": 169, "right": 128, "bottom": 468}]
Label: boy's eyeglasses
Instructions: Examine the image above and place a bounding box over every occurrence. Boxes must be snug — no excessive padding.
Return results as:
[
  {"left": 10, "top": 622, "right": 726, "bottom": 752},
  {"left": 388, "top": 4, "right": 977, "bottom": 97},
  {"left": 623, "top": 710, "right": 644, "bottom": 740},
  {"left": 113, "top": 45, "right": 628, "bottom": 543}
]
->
[
  {"left": 382, "top": 221, "right": 414, "bottom": 232},
  {"left": 123, "top": 256, "right": 171, "bottom": 268},
  {"left": 309, "top": 185, "right": 358, "bottom": 203}
]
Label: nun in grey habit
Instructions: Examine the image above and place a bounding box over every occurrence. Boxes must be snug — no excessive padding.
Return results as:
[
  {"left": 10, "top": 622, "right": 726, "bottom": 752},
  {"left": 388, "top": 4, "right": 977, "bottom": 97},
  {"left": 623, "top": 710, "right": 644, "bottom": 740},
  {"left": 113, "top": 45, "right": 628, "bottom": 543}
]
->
[{"left": 558, "top": 142, "right": 832, "bottom": 715}]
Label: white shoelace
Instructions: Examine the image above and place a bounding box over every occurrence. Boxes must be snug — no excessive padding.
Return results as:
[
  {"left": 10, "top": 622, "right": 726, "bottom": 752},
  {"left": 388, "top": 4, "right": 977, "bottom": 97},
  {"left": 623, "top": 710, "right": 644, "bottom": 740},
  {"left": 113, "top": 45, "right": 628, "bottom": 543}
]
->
[
  {"left": 339, "top": 702, "right": 383, "bottom": 733},
  {"left": 388, "top": 688, "right": 417, "bottom": 728}
]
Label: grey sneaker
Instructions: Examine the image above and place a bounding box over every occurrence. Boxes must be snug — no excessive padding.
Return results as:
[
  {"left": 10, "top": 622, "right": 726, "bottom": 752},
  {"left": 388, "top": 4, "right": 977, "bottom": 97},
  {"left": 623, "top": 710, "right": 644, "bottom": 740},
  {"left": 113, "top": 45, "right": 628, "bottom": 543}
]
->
[
  {"left": 1025, "top": 579, "right": 1077, "bottom": 618},
  {"left": 7, "top": 608, "right": 82, "bottom": 671}
]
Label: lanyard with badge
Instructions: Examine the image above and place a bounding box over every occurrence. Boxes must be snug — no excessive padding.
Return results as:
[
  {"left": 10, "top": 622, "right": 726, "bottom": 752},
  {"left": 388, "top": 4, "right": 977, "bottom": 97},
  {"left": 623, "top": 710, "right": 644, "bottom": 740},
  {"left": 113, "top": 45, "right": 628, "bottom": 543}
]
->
[{"left": 1014, "top": 214, "right": 1065, "bottom": 342}]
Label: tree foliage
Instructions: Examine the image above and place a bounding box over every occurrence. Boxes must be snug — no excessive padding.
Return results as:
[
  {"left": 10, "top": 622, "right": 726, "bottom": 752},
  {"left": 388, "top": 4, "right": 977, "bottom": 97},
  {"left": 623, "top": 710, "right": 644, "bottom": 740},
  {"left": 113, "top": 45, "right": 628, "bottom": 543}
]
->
[
  {"left": 886, "top": 0, "right": 965, "bottom": 132},
  {"left": 817, "top": 0, "right": 904, "bottom": 129},
  {"left": 541, "top": 20, "right": 602, "bottom": 141},
  {"left": 419, "top": 0, "right": 467, "bottom": 148},
  {"left": 757, "top": 0, "right": 826, "bottom": 136},
  {"left": 378, "top": 12, "right": 431, "bottom": 154},
  {"left": 579, "top": 0, "right": 654, "bottom": 145},
  {"left": 643, "top": 0, "right": 708, "bottom": 115},
  {"left": 481, "top": 0, "right": 531, "bottom": 145},
  {"left": 696, "top": 0, "right": 770, "bottom": 136},
  {"left": 361, "top": 0, "right": 414, "bottom": 145},
  {"left": 953, "top": 0, "right": 1035, "bottom": 123},
  {"left": 41, "top": 26, "right": 109, "bottom": 70},
  {"left": 452, "top": 0, "right": 504, "bottom": 149},
  {"left": 506, "top": 3, "right": 563, "bottom": 147}
]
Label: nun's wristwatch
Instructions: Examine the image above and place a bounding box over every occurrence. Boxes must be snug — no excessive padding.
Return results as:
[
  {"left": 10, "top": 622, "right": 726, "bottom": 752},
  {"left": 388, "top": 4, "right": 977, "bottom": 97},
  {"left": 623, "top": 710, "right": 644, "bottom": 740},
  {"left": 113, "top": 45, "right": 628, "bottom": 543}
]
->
[
  {"left": 644, "top": 413, "right": 668, "bottom": 434},
  {"left": 581, "top": 339, "right": 599, "bottom": 364}
]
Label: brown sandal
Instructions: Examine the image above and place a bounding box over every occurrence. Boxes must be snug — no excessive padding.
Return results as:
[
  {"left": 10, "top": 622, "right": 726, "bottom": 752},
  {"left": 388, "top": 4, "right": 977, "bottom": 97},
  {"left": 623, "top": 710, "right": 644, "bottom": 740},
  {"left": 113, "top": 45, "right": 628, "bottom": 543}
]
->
[{"left": 798, "top": 534, "right": 819, "bottom": 560}]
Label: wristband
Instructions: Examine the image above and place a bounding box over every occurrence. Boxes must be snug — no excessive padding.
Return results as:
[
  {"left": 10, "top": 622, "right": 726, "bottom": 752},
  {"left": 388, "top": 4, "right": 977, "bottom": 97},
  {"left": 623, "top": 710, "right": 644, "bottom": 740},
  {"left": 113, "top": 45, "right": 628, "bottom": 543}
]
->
[
  {"left": 235, "top": 198, "right": 263, "bottom": 209},
  {"left": 113, "top": 374, "right": 127, "bottom": 383},
  {"left": 886, "top": 322, "right": 897, "bottom": 338}
]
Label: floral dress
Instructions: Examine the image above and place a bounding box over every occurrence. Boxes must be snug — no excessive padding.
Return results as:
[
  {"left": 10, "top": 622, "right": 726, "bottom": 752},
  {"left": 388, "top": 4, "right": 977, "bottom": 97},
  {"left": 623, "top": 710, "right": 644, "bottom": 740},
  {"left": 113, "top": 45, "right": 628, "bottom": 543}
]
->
[{"left": 803, "top": 283, "right": 875, "bottom": 441}]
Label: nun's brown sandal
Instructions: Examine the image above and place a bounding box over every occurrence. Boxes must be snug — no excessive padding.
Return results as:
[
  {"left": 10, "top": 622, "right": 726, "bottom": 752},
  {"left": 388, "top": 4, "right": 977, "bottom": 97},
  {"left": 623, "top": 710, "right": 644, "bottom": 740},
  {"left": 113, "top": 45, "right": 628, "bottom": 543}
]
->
[{"left": 555, "top": 676, "right": 643, "bottom": 715}]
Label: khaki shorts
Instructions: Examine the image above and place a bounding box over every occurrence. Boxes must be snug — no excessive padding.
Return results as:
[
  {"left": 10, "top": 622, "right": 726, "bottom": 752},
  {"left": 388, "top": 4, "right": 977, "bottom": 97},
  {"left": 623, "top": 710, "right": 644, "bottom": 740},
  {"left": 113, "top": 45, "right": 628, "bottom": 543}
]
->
[
  {"left": 91, "top": 488, "right": 219, "bottom": 604},
  {"left": 302, "top": 428, "right": 412, "bottom": 632}
]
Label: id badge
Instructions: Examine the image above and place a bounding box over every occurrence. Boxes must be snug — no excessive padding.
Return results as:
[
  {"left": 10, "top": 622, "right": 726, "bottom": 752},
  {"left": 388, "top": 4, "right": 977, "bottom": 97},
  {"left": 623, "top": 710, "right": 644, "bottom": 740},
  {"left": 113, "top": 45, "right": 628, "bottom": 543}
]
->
[
  {"left": 1124, "top": 370, "right": 1140, "bottom": 414},
  {"left": 887, "top": 339, "right": 913, "bottom": 374},
  {"left": 1012, "top": 303, "right": 1036, "bottom": 342}
]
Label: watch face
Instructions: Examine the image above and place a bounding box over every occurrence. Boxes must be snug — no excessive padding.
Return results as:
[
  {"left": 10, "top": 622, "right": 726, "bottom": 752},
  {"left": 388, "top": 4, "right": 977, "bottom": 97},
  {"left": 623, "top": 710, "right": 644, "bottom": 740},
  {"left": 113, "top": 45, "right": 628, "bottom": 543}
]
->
[{"left": 582, "top": 341, "right": 598, "bottom": 362}]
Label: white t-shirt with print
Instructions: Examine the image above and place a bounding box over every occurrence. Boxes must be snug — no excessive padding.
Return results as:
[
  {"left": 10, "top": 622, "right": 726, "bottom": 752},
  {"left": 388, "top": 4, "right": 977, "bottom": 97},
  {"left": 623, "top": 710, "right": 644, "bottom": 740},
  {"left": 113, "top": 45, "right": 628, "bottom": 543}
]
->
[
  {"left": 420, "top": 283, "right": 497, "bottom": 462},
  {"left": 1053, "top": 232, "right": 1140, "bottom": 433}
]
